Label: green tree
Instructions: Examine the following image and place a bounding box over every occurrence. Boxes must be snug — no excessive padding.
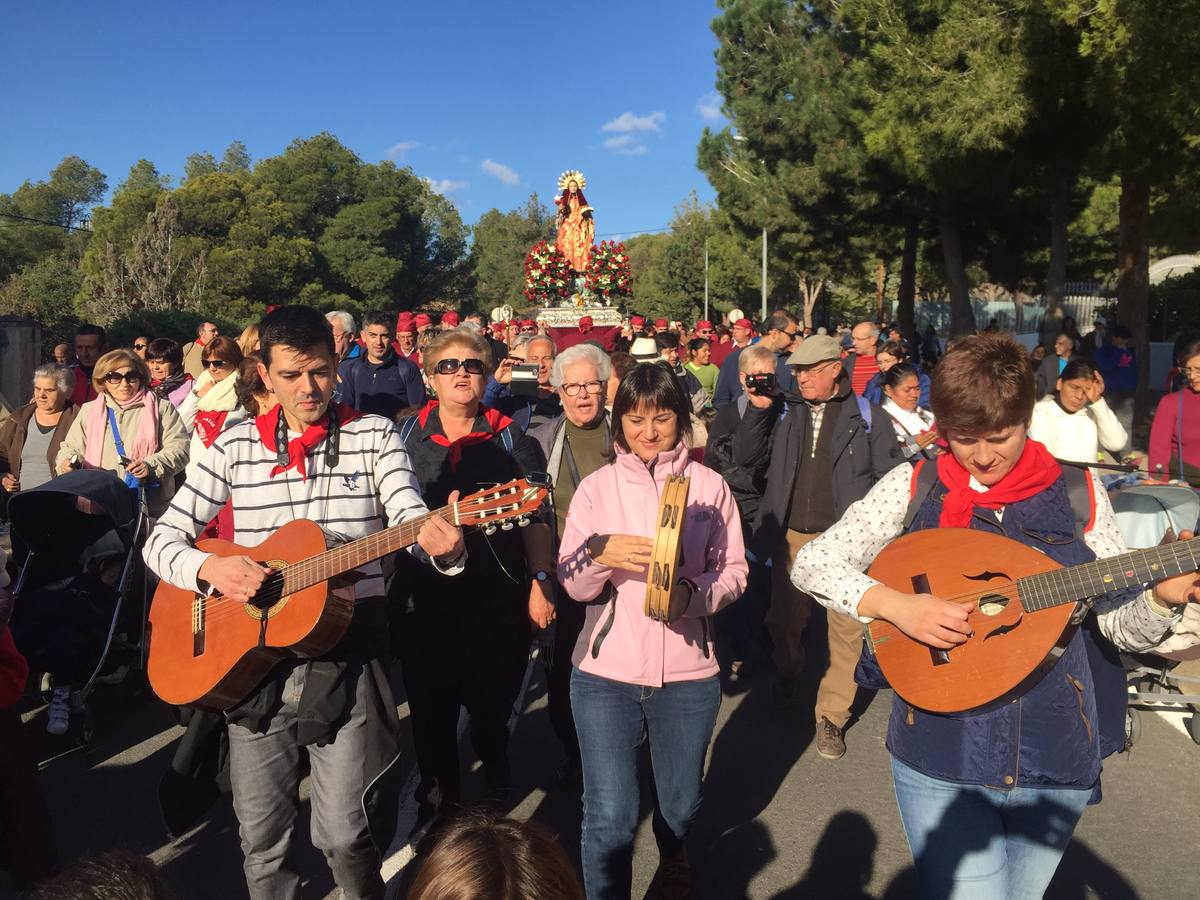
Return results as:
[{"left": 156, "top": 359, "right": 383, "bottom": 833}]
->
[
  {"left": 184, "top": 152, "right": 219, "bottom": 182},
  {"left": 470, "top": 194, "right": 554, "bottom": 312},
  {"left": 219, "top": 140, "right": 252, "bottom": 176}
]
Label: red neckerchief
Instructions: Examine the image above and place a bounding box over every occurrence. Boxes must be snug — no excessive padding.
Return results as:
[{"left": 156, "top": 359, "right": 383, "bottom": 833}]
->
[
  {"left": 937, "top": 438, "right": 1061, "bottom": 528},
  {"left": 194, "top": 410, "right": 230, "bottom": 448},
  {"left": 254, "top": 402, "right": 363, "bottom": 481},
  {"left": 418, "top": 400, "right": 513, "bottom": 472}
]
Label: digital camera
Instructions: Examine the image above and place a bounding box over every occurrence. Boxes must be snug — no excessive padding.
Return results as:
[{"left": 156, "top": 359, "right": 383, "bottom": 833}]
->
[{"left": 745, "top": 372, "right": 777, "bottom": 395}]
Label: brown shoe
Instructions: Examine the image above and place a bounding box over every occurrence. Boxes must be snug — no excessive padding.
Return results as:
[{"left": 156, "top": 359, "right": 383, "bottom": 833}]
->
[
  {"left": 815, "top": 716, "right": 846, "bottom": 760},
  {"left": 652, "top": 850, "right": 691, "bottom": 900}
]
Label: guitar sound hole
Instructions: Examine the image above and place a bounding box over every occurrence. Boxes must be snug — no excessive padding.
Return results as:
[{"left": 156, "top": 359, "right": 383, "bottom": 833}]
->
[{"left": 979, "top": 593, "right": 1010, "bottom": 616}]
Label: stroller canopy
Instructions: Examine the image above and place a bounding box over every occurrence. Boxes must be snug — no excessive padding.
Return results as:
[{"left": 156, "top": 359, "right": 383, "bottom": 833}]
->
[{"left": 8, "top": 470, "right": 141, "bottom": 558}]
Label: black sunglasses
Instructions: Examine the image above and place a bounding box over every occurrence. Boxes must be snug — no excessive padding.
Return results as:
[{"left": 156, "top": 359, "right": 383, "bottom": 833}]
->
[
  {"left": 203, "top": 359, "right": 230, "bottom": 369},
  {"left": 104, "top": 371, "right": 142, "bottom": 385},
  {"left": 434, "top": 357, "right": 487, "bottom": 376},
  {"left": 133, "top": 343, "right": 147, "bottom": 350}
]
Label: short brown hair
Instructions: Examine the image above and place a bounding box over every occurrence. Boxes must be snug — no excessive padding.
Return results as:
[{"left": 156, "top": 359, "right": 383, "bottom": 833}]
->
[
  {"left": 201, "top": 335, "right": 244, "bottom": 367},
  {"left": 235, "top": 353, "right": 269, "bottom": 415},
  {"left": 93, "top": 349, "right": 151, "bottom": 395},
  {"left": 930, "top": 333, "right": 1034, "bottom": 436},
  {"left": 407, "top": 810, "right": 583, "bottom": 900},
  {"left": 422, "top": 327, "right": 493, "bottom": 377}
]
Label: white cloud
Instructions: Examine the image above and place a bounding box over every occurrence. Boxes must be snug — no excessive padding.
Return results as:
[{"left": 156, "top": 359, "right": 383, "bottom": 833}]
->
[
  {"left": 386, "top": 140, "right": 419, "bottom": 161},
  {"left": 602, "top": 134, "right": 649, "bottom": 157},
  {"left": 425, "top": 178, "right": 468, "bottom": 195},
  {"left": 601, "top": 111, "right": 665, "bottom": 134},
  {"left": 480, "top": 158, "right": 520, "bottom": 185},
  {"left": 697, "top": 91, "right": 723, "bottom": 123}
]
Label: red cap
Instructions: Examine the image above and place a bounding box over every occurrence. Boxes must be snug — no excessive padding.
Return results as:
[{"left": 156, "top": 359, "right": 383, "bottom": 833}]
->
[
  {"left": 414, "top": 313, "right": 432, "bottom": 328},
  {"left": 695, "top": 320, "right": 713, "bottom": 331},
  {"left": 264, "top": 304, "right": 281, "bottom": 315},
  {"left": 654, "top": 318, "right": 668, "bottom": 329},
  {"left": 440, "top": 311, "right": 460, "bottom": 327},
  {"left": 396, "top": 313, "right": 415, "bottom": 333},
  {"left": 630, "top": 315, "right": 645, "bottom": 328},
  {"left": 490, "top": 322, "right": 505, "bottom": 334},
  {"left": 579, "top": 315, "right": 593, "bottom": 329},
  {"left": 733, "top": 318, "right": 753, "bottom": 330},
  {"left": 519, "top": 319, "right": 536, "bottom": 328}
]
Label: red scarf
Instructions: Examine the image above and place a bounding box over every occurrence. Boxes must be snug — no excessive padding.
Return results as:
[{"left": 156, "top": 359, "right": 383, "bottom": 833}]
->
[
  {"left": 254, "top": 402, "right": 363, "bottom": 481},
  {"left": 419, "top": 400, "right": 513, "bottom": 472},
  {"left": 937, "top": 438, "right": 1061, "bottom": 528},
  {"left": 193, "top": 410, "right": 230, "bottom": 449}
]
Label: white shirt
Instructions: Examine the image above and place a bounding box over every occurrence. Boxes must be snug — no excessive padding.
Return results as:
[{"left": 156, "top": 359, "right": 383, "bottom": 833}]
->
[{"left": 1028, "top": 395, "right": 1127, "bottom": 463}]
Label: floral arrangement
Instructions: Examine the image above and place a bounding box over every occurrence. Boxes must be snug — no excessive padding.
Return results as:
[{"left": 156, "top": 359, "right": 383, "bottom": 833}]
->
[
  {"left": 523, "top": 240, "right": 574, "bottom": 306},
  {"left": 584, "top": 240, "right": 632, "bottom": 302}
]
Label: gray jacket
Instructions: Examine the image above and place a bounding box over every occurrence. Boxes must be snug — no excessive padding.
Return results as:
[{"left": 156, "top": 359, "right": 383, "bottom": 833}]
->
[{"left": 733, "top": 380, "right": 903, "bottom": 559}]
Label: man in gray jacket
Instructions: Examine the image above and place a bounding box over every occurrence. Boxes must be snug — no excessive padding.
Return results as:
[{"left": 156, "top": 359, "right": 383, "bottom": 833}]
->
[
  {"left": 527, "top": 342, "right": 612, "bottom": 785},
  {"left": 733, "top": 334, "right": 903, "bottom": 759}
]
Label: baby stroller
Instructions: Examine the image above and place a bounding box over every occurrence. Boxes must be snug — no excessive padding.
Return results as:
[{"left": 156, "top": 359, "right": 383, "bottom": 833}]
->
[
  {"left": 1109, "top": 482, "right": 1200, "bottom": 747},
  {"left": 7, "top": 470, "right": 151, "bottom": 742}
]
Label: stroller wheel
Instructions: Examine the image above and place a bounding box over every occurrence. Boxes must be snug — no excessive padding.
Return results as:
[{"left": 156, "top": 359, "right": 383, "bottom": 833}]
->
[
  {"left": 1125, "top": 707, "right": 1142, "bottom": 750},
  {"left": 1188, "top": 713, "right": 1200, "bottom": 746}
]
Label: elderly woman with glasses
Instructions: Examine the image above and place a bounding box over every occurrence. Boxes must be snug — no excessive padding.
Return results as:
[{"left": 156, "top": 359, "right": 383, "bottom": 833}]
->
[
  {"left": 0, "top": 365, "right": 80, "bottom": 497},
  {"left": 56, "top": 349, "right": 189, "bottom": 515},
  {"left": 145, "top": 338, "right": 193, "bottom": 409},
  {"left": 178, "top": 336, "right": 245, "bottom": 478},
  {"left": 389, "top": 326, "right": 552, "bottom": 821}
]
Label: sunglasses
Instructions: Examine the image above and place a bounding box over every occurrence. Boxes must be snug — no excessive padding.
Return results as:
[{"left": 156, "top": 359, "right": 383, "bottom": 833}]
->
[
  {"left": 104, "top": 371, "right": 142, "bottom": 385},
  {"left": 434, "top": 357, "right": 487, "bottom": 376},
  {"left": 203, "top": 359, "right": 230, "bottom": 370},
  {"left": 133, "top": 343, "right": 147, "bottom": 350}
]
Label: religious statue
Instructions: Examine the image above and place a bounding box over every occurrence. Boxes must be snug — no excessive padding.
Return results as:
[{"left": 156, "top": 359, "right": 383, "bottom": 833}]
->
[{"left": 554, "top": 169, "right": 595, "bottom": 273}]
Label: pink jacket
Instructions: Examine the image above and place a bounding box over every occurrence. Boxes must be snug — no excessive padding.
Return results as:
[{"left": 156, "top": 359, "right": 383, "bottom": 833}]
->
[{"left": 557, "top": 442, "right": 748, "bottom": 687}]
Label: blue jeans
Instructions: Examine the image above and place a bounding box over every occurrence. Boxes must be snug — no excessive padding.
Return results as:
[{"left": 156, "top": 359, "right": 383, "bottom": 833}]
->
[
  {"left": 891, "top": 757, "right": 1092, "bottom": 900},
  {"left": 570, "top": 668, "right": 720, "bottom": 900}
]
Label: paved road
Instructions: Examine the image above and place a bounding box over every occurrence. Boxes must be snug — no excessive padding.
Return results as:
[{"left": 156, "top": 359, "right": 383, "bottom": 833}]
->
[{"left": 4, "top": 612, "right": 1199, "bottom": 899}]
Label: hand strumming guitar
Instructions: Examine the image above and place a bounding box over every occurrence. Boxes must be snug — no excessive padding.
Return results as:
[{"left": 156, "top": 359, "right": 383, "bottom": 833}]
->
[
  {"left": 859, "top": 584, "right": 974, "bottom": 650},
  {"left": 199, "top": 555, "right": 271, "bottom": 602}
]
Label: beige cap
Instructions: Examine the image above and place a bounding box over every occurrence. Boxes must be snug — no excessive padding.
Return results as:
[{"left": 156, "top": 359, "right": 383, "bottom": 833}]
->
[{"left": 786, "top": 334, "right": 842, "bottom": 366}]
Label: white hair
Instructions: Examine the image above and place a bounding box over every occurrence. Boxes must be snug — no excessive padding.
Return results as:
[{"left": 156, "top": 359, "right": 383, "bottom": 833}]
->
[
  {"left": 34, "top": 363, "right": 74, "bottom": 397},
  {"left": 551, "top": 343, "right": 612, "bottom": 388},
  {"left": 325, "top": 310, "right": 356, "bottom": 334}
]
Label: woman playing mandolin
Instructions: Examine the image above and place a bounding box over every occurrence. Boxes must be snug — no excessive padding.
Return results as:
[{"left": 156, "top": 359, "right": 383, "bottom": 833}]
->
[{"left": 792, "top": 334, "right": 1195, "bottom": 900}]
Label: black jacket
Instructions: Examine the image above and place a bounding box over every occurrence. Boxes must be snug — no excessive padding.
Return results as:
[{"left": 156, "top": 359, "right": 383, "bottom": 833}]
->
[
  {"left": 735, "top": 379, "right": 903, "bottom": 558},
  {"left": 704, "top": 396, "right": 768, "bottom": 532}
]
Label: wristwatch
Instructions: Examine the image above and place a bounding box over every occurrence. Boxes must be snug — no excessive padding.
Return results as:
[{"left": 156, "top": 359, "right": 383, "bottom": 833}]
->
[{"left": 533, "top": 569, "right": 551, "bottom": 583}]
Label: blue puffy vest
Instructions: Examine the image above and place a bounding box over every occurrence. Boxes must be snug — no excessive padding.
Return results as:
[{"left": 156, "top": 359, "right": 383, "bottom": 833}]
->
[{"left": 863, "top": 474, "right": 1132, "bottom": 793}]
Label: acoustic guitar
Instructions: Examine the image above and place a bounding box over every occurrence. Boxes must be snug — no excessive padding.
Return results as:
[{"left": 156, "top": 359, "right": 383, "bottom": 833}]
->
[
  {"left": 866, "top": 527, "right": 1197, "bottom": 714},
  {"left": 147, "top": 476, "right": 550, "bottom": 711}
]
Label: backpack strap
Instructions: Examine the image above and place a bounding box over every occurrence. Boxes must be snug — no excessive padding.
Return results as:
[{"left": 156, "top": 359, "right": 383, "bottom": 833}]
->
[
  {"left": 855, "top": 394, "right": 872, "bottom": 433},
  {"left": 902, "top": 458, "right": 940, "bottom": 531},
  {"left": 398, "top": 414, "right": 419, "bottom": 446},
  {"left": 500, "top": 424, "right": 514, "bottom": 455},
  {"left": 1060, "top": 463, "right": 1097, "bottom": 536}
]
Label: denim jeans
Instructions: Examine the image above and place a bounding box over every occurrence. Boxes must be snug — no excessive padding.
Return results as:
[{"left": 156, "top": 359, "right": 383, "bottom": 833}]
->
[
  {"left": 571, "top": 668, "right": 721, "bottom": 900},
  {"left": 891, "top": 757, "right": 1092, "bottom": 900}
]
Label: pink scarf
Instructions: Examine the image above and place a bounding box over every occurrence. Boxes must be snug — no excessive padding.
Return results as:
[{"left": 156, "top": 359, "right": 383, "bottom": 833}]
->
[{"left": 84, "top": 391, "right": 160, "bottom": 468}]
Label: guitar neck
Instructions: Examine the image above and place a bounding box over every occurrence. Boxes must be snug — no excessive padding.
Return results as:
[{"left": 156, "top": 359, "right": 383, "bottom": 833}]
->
[
  {"left": 1018, "top": 538, "right": 1200, "bottom": 611},
  {"left": 280, "top": 507, "right": 454, "bottom": 595}
]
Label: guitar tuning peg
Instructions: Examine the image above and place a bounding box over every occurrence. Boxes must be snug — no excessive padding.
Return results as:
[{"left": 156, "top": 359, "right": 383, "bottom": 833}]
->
[
  {"left": 484, "top": 524, "right": 498, "bottom": 536},
  {"left": 516, "top": 516, "right": 530, "bottom": 528},
  {"left": 500, "top": 521, "right": 515, "bottom": 531}
]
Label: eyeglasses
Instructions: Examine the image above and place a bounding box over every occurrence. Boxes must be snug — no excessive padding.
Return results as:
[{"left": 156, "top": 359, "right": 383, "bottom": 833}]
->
[
  {"left": 697, "top": 330, "right": 713, "bottom": 336},
  {"left": 434, "top": 357, "right": 487, "bottom": 376},
  {"left": 133, "top": 343, "right": 147, "bottom": 350},
  {"left": 203, "top": 359, "right": 229, "bottom": 370},
  {"left": 104, "top": 371, "right": 142, "bottom": 385},
  {"left": 1182, "top": 367, "right": 1200, "bottom": 376},
  {"left": 562, "top": 380, "right": 603, "bottom": 397}
]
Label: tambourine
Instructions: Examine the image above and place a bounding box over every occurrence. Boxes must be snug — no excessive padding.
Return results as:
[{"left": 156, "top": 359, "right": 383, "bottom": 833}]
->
[{"left": 644, "top": 475, "right": 690, "bottom": 622}]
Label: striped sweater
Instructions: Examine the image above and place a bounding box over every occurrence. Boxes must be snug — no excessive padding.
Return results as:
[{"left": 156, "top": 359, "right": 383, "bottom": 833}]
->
[{"left": 144, "top": 412, "right": 452, "bottom": 609}]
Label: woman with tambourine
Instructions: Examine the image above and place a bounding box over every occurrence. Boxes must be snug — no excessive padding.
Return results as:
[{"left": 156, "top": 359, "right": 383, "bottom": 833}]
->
[{"left": 557, "top": 361, "right": 747, "bottom": 900}]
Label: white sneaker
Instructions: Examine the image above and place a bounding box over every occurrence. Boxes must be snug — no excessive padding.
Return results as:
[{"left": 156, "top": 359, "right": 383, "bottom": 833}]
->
[{"left": 47, "top": 686, "right": 71, "bottom": 736}]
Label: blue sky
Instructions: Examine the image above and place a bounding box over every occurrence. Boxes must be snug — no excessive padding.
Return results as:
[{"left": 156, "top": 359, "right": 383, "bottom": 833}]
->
[{"left": 1, "top": 0, "right": 725, "bottom": 237}]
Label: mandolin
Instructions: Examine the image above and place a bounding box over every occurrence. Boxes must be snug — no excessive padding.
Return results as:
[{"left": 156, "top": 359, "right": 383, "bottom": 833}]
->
[
  {"left": 147, "top": 475, "right": 550, "bottom": 711},
  {"left": 866, "top": 527, "right": 1197, "bottom": 714}
]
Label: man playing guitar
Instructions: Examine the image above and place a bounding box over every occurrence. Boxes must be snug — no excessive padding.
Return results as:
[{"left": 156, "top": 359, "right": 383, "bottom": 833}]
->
[
  {"left": 145, "top": 306, "right": 466, "bottom": 900},
  {"left": 791, "top": 334, "right": 1196, "bottom": 899}
]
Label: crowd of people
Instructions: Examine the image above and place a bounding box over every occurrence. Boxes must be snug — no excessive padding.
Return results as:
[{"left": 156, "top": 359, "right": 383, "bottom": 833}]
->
[{"left": 0, "top": 302, "right": 1198, "bottom": 900}]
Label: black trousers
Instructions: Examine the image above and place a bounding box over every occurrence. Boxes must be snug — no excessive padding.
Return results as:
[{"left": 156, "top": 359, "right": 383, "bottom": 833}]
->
[
  {"left": 397, "top": 603, "right": 530, "bottom": 804},
  {"left": 545, "top": 587, "right": 586, "bottom": 760}
]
